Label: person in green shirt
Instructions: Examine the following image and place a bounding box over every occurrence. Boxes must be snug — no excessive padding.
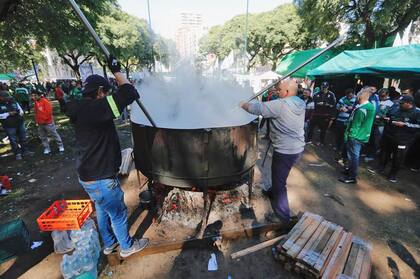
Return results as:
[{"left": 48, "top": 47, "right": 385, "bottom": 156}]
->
[
  {"left": 69, "top": 80, "right": 83, "bottom": 101},
  {"left": 339, "top": 88, "right": 375, "bottom": 184}
]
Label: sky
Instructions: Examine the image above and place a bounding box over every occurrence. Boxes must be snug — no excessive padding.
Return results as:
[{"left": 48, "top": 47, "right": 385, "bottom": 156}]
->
[{"left": 118, "top": 0, "right": 292, "bottom": 39}]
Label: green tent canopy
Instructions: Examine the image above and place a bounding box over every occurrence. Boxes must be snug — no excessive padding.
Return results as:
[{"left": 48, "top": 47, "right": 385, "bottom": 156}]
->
[
  {"left": 276, "top": 48, "right": 339, "bottom": 78},
  {"left": 307, "top": 44, "right": 420, "bottom": 79},
  {"left": 0, "top": 73, "right": 15, "bottom": 81}
]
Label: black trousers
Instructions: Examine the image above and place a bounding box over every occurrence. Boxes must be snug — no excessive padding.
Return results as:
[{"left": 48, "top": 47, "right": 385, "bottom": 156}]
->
[
  {"left": 405, "top": 136, "right": 420, "bottom": 169},
  {"left": 379, "top": 136, "right": 408, "bottom": 177},
  {"left": 58, "top": 99, "right": 66, "bottom": 113},
  {"left": 335, "top": 121, "right": 346, "bottom": 150},
  {"left": 307, "top": 116, "right": 329, "bottom": 144},
  {"left": 366, "top": 125, "right": 381, "bottom": 158}
]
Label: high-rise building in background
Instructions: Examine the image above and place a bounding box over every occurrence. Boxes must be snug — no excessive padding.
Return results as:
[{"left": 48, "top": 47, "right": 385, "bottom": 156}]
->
[{"left": 175, "top": 13, "right": 205, "bottom": 59}]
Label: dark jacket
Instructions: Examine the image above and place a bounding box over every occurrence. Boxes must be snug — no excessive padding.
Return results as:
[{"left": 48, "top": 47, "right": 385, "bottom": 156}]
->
[
  {"left": 0, "top": 99, "right": 23, "bottom": 128},
  {"left": 65, "top": 83, "right": 139, "bottom": 181},
  {"left": 312, "top": 91, "right": 337, "bottom": 119},
  {"left": 383, "top": 105, "right": 420, "bottom": 145}
]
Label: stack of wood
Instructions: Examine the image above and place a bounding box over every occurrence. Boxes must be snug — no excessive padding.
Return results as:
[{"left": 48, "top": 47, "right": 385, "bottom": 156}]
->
[
  {"left": 119, "top": 148, "right": 134, "bottom": 175},
  {"left": 273, "top": 212, "right": 372, "bottom": 279}
]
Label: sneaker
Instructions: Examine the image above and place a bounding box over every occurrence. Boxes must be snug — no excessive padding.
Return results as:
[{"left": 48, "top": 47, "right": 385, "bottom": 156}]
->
[
  {"left": 338, "top": 177, "right": 356, "bottom": 184},
  {"left": 103, "top": 242, "right": 119, "bottom": 255},
  {"left": 58, "top": 146, "right": 65, "bottom": 152},
  {"left": 120, "top": 238, "right": 149, "bottom": 258},
  {"left": 388, "top": 176, "right": 397, "bottom": 183},
  {"left": 43, "top": 148, "right": 51, "bottom": 155},
  {"left": 410, "top": 167, "right": 419, "bottom": 172}
]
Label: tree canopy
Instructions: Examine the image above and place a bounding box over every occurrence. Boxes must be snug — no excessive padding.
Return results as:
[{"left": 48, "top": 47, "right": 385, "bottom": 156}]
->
[
  {"left": 98, "top": 5, "right": 154, "bottom": 77},
  {"left": 0, "top": 0, "right": 113, "bottom": 76},
  {"left": 0, "top": 0, "right": 169, "bottom": 78},
  {"left": 199, "top": 4, "right": 314, "bottom": 71},
  {"left": 295, "top": 0, "right": 420, "bottom": 48}
]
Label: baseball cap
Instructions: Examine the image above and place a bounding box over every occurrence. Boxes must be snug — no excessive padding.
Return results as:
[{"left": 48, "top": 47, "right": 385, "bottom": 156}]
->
[
  {"left": 81, "top": 75, "right": 110, "bottom": 95},
  {"left": 321, "top": 81, "right": 329, "bottom": 87},
  {"left": 400, "top": 95, "right": 414, "bottom": 104}
]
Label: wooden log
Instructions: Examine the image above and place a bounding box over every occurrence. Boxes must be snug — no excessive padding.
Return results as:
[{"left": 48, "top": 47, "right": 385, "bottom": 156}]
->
[
  {"left": 281, "top": 212, "right": 313, "bottom": 251},
  {"left": 304, "top": 222, "right": 335, "bottom": 267},
  {"left": 359, "top": 248, "right": 372, "bottom": 279},
  {"left": 297, "top": 220, "right": 328, "bottom": 261},
  {"left": 283, "top": 214, "right": 322, "bottom": 251},
  {"left": 287, "top": 212, "right": 313, "bottom": 238},
  {"left": 321, "top": 232, "right": 353, "bottom": 279},
  {"left": 320, "top": 232, "right": 347, "bottom": 279},
  {"left": 287, "top": 217, "right": 323, "bottom": 258},
  {"left": 313, "top": 225, "right": 343, "bottom": 272},
  {"left": 301, "top": 221, "right": 330, "bottom": 266},
  {"left": 319, "top": 229, "right": 345, "bottom": 276},
  {"left": 230, "top": 234, "right": 287, "bottom": 260},
  {"left": 351, "top": 244, "right": 366, "bottom": 278},
  {"left": 342, "top": 241, "right": 360, "bottom": 276}
]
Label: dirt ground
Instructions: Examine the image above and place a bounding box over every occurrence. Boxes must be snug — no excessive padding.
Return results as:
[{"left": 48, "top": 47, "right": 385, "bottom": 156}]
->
[{"left": 0, "top": 106, "right": 419, "bottom": 279}]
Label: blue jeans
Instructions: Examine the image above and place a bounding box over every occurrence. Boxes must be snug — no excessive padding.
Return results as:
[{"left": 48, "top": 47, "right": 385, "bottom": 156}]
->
[
  {"left": 4, "top": 121, "right": 27, "bottom": 155},
  {"left": 271, "top": 152, "right": 302, "bottom": 223},
  {"left": 79, "top": 178, "right": 133, "bottom": 250},
  {"left": 346, "top": 139, "right": 363, "bottom": 179}
]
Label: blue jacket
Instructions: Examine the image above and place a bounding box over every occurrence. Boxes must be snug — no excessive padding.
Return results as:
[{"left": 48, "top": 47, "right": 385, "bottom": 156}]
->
[{"left": 369, "top": 94, "right": 380, "bottom": 114}]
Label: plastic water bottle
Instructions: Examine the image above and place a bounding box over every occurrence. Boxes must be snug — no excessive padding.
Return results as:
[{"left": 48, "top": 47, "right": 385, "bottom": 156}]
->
[
  {"left": 52, "top": 231, "right": 74, "bottom": 254},
  {"left": 70, "top": 229, "right": 83, "bottom": 244},
  {"left": 61, "top": 254, "right": 75, "bottom": 279},
  {"left": 79, "top": 248, "right": 94, "bottom": 271},
  {"left": 62, "top": 218, "right": 100, "bottom": 279}
]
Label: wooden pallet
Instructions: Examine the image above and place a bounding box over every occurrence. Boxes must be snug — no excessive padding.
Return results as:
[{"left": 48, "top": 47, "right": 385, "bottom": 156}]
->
[{"left": 273, "top": 212, "right": 372, "bottom": 279}]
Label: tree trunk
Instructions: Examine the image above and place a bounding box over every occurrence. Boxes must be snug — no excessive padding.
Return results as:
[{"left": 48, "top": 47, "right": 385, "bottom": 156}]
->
[
  {"left": 68, "top": 64, "right": 81, "bottom": 79},
  {"left": 60, "top": 54, "right": 81, "bottom": 79},
  {"left": 364, "top": 22, "right": 376, "bottom": 48}
]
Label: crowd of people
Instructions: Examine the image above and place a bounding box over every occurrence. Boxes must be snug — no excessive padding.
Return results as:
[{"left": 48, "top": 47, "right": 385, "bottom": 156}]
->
[
  {"left": 0, "top": 78, "right": 123, "bottom": 160},
  {"left": 241, "top": 78, "right": 420, "bottom": 227},
  {"left": 299, "top": 81, "right": 420, "bottom": 183}
]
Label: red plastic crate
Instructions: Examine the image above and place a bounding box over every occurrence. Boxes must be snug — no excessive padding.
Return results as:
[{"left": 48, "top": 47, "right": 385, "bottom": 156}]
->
[{"left": 37, "top": 200, "right": 93, "bottom": 231}]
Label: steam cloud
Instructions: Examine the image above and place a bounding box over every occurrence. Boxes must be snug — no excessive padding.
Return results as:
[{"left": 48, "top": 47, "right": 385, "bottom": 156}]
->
[{"left": 131, "top": 68, "right": 257, "bottom": 129}]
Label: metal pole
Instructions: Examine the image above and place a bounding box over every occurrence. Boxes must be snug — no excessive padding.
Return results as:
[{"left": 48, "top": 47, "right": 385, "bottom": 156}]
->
[
  {"left": 244, "top": 0, "right": 249, "bottom": 58},
  {"left": 31, "top": 59, "right": 40, "bottom": 85},
  {"left": 246, "top": 35, "right": 345, "bottom": 102},
  {"left": 146, "top": 0, "right": 155, "bottom": 71},
  {"left": 67, "top": 0, "right": 157, "bottom": 127},
  {"left": 147, "top": 0, "right": 152, "bottom": 30}
]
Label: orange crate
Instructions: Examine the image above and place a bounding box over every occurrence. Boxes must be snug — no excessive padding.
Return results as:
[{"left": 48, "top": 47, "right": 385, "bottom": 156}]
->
[{"left": 37, "top": 200, "right": 93, "bottom": 231}]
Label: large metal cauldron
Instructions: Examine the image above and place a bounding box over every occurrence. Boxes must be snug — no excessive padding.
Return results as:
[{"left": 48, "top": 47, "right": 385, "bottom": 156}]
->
[{"left": 131, "top": 120, "right": 258, "bottom": 189}]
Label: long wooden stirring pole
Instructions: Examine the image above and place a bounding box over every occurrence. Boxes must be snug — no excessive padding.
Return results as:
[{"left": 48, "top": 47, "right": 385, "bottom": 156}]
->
[
  {"left": 67, "top": 0, "right": 157, "bottom": 127},
  {"left": 246, "top": 35, "right": 347, "bottom": 103}
]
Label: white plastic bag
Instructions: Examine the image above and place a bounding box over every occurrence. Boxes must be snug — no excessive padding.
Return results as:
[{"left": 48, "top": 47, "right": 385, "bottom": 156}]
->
[{"left": 52, "top": 230, "right": 74, "bottom": 254}]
